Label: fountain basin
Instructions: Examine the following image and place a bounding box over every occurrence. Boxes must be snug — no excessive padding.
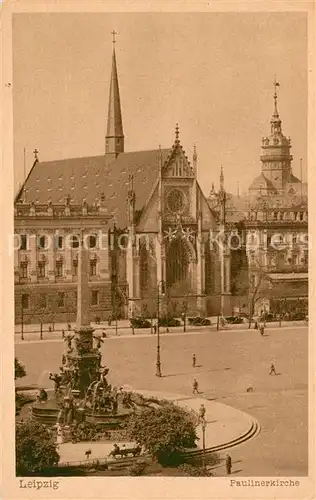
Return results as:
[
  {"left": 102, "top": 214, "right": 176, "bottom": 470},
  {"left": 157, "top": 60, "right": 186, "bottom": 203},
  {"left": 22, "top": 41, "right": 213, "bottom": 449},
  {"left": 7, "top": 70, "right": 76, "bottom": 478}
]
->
[{"left": 32, "top": 396, "right": 132, "bottom": 429}]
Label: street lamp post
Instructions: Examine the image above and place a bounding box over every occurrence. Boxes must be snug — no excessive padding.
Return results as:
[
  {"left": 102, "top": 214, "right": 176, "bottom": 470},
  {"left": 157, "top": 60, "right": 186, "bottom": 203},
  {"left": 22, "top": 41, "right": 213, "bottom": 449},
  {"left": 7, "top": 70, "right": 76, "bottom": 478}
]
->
[
  {"left": 182, "top": 301, "right": 187, "bottom": 333},
  {"left": 126, "top": 284, "right": 135, "bottom": 335},
  {"left": 21, "top": 300, "right": 24, "bottom": 341},
  {"left": 201, "top": 418, "right": 207, "bottom": 472},
  {"left": 156, "top": 280, "right": 164, "bottom": 377}
]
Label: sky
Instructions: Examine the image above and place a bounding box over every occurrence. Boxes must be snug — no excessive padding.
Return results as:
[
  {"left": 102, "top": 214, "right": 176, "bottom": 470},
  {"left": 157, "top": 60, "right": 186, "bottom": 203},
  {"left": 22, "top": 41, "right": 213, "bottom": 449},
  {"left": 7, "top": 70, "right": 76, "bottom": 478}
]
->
[{"left": 12, "top": 12, "right": 307, "bottom": 197}]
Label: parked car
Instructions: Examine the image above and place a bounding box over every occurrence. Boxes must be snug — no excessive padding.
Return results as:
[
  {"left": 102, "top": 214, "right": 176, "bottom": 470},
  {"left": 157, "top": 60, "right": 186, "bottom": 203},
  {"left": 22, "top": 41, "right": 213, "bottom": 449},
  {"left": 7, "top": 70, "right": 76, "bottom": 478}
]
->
[
  {"left": 225, "top": 316, "right": 244, "bottom": 324},
  {"left": 158, "top": 317, "right": 181, "bottom": 327},
  {"left": 188, "top": 317, "right": 211, "bottom": 326},
  {"left": 259, "top": 313, "right": 275, "bottom": 322},
  {"left": 130, "top": 317, "right": 151, "bottom": 329},
  {"left": 289, "top": 312, "right": 306, "bottom": 321}
]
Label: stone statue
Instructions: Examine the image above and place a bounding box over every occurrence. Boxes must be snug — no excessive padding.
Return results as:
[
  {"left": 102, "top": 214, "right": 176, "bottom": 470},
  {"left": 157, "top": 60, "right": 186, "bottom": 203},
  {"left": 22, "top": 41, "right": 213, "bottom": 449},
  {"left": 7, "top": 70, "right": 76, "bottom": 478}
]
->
[
  {"left": 63, "top": 397, "right": 74, "bottom": 426},
  {"left": 49, "top": 372, "right": 62, "bottom": 393},
  {"left": 93, "top": 335, "right": 104, "bottom": 350},
  {"left": 99, "top": 366, "right": 109, "bottom": 386},
  {"left": 64, "top": 334, "right": 74, "bottom": 352}
]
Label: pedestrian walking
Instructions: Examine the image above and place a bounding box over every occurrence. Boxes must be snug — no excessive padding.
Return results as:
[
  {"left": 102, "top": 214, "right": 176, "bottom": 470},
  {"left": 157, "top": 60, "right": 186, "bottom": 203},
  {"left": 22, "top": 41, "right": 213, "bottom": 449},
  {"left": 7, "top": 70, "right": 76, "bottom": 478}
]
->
[
  {"left": 62, "top": 329, "right": 65, "bottom": 339},
  {"left": 199, "top": 403, "right": 206, "bottom": 421},
  {"left": 259, "top": 324, "right": 264, "bottom": 336},
  {"left": 269, "top": 362, "right": 277, "bottom": 375},
  {"left": 102, "top": 330, "right": 107, "bottom": 338},
  {"left": 192, "top": 353, "right": 196, "bottom": 368},
  {"left": 225, "top": 453, "right": 232, "bottom": 475},
  {"left": 192, "top": 378, "right": 199, "bottom": 394},
  {"left": 153, "top": 324, "right": 157, "bottom": 334}
]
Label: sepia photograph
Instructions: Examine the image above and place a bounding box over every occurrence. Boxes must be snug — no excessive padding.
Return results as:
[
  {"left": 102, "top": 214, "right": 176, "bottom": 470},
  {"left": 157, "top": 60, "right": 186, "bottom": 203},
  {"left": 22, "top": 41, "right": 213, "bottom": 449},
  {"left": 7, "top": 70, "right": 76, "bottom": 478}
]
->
[{"left": 2, "top": 1, "right": 314, "bottom": 494}]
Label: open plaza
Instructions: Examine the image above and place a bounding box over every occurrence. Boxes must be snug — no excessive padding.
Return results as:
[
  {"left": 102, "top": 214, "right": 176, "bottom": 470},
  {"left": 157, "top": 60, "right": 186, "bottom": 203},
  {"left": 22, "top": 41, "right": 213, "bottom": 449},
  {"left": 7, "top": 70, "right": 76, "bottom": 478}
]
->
[{"left": 15, "top": 323, "right": 308, "bottom": 476}]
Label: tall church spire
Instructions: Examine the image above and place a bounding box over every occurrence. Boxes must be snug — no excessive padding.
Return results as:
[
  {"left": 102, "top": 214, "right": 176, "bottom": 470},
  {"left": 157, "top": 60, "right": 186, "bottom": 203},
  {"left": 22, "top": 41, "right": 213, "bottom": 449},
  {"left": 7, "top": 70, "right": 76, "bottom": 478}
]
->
[{"left": 105, "top": 31, "right": 124, "bottom": 163}]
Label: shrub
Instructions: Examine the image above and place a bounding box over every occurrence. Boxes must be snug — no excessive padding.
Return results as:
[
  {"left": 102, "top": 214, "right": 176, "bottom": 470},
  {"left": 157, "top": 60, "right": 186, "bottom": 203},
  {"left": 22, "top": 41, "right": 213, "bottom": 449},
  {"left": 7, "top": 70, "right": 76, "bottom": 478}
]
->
[
  {"left": 71, "top": 422, "right": 106, "bottom": 442},
  {"left": 16, "top": 420, "right": 60, "bottom": 475},
  {"left": 127, "top": 403, "right": 198, "bottom": 466},
  {"left": 15, "top": 393, "right": 34, "bottom": 416},
  {"left": 127, "top": 460, "right": 147, "bottom": 476},
  {"left": 177, "top": 463, "right": 213, "bottom": 477},
  {"left": 15, "top": 358, "right": 26, "bottom": 380}
]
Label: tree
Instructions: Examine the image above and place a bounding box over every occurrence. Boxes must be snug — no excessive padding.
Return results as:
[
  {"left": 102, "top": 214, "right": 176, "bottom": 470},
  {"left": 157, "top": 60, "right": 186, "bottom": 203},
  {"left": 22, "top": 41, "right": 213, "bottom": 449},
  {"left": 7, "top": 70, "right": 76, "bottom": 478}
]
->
[
  {"left": 16, "top": 420, "right": 60, "bottom": 475},
  {"left": 127, "top": 403, "right": 198, "bottom": 466},
  {"left": 15, "top": 358, "right": 26, "bottom": 380}
]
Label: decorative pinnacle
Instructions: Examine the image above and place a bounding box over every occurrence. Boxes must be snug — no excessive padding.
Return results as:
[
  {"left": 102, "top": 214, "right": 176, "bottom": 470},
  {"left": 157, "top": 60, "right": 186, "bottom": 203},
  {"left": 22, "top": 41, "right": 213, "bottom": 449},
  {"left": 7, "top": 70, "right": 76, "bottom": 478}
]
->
[
  {"left": 175, "top": 123, "right": 180, "bottom": 142},
  {"left": 111, "top": 30, "right": 117, "bottom": 45},
  {"left": 33, "top": 148, "right": 39, "bottom": 161},
  {"left": 273, "top": 75, "right": 280, "bottom": 116},
  {"left": 220, "top": 165, "right": 224, "bottom": 189}
]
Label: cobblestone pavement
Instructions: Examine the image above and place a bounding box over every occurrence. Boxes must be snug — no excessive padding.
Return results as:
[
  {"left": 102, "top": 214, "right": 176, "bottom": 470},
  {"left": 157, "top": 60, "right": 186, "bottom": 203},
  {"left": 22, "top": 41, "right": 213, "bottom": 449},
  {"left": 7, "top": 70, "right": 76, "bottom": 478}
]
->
[{"left": 15, "top": 326, "right": 308, "bottom": 476}]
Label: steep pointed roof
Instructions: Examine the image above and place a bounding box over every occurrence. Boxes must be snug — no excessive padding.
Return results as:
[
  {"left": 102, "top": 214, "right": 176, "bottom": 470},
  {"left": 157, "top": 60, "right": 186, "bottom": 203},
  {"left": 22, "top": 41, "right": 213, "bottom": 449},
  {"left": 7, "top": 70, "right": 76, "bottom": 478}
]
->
[
  {"left": 106, "top": 47, "right": 124, "bottom": 139},
  {"left": 16, "top": 149, "right": 170, "bottom": 227}
]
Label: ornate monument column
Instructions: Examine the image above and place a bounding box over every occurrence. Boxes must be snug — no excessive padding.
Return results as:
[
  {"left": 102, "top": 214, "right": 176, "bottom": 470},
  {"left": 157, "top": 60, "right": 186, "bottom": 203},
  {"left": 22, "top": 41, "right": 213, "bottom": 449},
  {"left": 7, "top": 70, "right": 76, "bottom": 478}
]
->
[{"left": 63, "top": 231, "right": 101, "bottom": 398}]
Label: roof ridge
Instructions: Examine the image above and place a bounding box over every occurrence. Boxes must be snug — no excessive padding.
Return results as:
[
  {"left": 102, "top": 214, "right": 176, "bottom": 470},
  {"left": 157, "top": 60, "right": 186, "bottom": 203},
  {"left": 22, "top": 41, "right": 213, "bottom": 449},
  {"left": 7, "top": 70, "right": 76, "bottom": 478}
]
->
[{"left": 32, "top": 148, "right": 172, "bottom": 165}]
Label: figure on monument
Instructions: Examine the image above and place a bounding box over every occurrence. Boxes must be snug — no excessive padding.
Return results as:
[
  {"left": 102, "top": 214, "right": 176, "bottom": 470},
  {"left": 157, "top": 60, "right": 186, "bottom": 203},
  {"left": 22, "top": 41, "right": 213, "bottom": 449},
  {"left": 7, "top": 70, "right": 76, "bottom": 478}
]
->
[
  {"left": 63, "top": 397, "right": 74, "bottom": 426},
  {"left": 99, "top": 365, "right": 110, "bottom": 385},
  {"left": 64, "top": 334, "right": 74, "bottom": 352},
  {"left": 93, "top": 335, "right": 104, "bottom": 350},
  {"left": 49, "top": 372, "right": 62, "bottom": 394}
]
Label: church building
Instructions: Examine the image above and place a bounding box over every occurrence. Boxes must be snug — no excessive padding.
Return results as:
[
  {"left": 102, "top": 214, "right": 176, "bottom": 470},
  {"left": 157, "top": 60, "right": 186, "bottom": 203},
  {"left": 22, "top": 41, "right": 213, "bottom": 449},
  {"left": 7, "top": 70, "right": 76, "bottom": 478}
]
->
[{"left": 14, "top": 40, "right": 230, "bottom": 325}]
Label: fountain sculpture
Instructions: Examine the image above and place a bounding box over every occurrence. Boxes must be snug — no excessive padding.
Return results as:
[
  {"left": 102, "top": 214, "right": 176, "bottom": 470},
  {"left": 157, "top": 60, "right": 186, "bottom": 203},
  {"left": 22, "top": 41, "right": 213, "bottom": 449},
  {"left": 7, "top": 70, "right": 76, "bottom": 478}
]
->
[{"left": 32, "top": 233, "right": 133, "bottom": 433}]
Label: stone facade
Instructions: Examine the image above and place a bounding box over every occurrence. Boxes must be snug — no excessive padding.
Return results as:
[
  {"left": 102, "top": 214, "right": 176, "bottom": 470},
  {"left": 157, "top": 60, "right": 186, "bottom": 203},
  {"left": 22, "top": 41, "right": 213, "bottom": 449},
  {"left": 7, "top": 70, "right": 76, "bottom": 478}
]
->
[{"left": 14, "top": 203, "right": 118, "bottom": 324}]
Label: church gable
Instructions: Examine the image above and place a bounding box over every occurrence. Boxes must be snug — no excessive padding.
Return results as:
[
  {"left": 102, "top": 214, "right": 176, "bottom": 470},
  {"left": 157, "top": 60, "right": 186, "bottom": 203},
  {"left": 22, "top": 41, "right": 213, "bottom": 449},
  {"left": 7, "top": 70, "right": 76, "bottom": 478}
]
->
[
  {"left": 162, "top": 147, "right": 195, "bottom": 179},
  {"left": 162, "top": 125, "right": 195, "bottom": 179}
]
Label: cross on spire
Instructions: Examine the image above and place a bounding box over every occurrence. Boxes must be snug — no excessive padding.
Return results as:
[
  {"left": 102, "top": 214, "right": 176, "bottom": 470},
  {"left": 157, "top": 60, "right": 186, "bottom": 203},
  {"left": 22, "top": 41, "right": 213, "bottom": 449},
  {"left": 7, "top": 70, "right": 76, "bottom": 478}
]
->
[
  {"left": 111, "top": 30, "right": 117, "bottom": 45},
  {"left": 33, "top": 148, "right": 39, "bottom": 161}
]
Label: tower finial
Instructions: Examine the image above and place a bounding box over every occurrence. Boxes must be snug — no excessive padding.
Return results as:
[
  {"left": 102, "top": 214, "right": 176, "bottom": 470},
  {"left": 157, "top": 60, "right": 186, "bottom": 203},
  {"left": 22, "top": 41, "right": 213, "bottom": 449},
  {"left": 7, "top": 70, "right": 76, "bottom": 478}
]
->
[
  {"left": 273, "top": 75, "right": 280, "bottom": 116},
  {"left": 175, "top": 123, "right": 180, "bottom": 142},
  {"left": 111, "top": 30, "right": 117, "bottom": 46}
]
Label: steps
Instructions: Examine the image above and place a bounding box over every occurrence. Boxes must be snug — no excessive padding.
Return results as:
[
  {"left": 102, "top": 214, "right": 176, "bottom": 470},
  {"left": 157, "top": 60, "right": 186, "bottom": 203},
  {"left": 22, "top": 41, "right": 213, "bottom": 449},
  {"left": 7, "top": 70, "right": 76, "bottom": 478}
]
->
[{"left": 182, "top": 416, "right": 261, "bottom": 459}]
